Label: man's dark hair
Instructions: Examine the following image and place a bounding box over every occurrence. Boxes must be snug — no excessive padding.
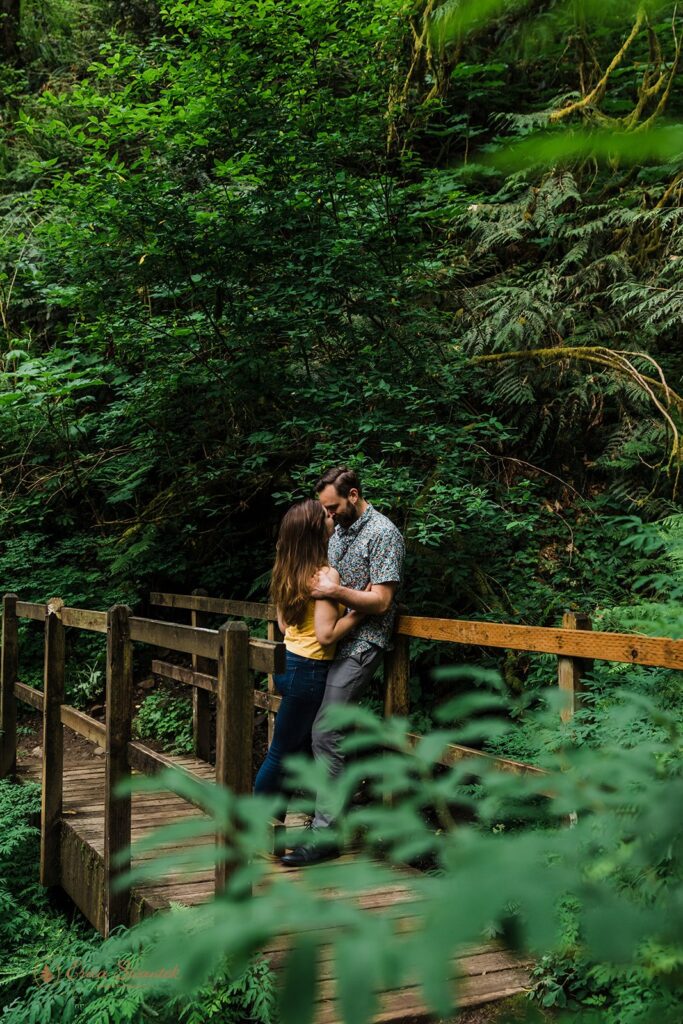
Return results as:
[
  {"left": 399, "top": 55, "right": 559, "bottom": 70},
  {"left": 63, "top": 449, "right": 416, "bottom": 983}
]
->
[{"left": 315, "top": 466, "right": 363, "bottom": 498}]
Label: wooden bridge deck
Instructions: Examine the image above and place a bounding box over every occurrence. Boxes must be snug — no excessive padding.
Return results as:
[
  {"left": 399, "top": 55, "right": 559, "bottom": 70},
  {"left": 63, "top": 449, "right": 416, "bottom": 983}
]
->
[{"left": 18, "top": 754, "right": 533, "bottom": 1022}]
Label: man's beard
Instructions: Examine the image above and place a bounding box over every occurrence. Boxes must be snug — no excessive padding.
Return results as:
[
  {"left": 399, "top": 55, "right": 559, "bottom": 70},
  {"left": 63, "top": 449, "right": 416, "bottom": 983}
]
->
[{"left": 335, "top": 505, "right": 359, "bottom": 529}]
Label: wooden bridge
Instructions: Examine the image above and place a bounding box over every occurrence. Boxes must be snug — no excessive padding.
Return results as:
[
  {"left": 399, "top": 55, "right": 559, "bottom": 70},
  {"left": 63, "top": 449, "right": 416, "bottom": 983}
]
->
[{"left": 2, "top": 591, "right": 682, "bottom": 1021}]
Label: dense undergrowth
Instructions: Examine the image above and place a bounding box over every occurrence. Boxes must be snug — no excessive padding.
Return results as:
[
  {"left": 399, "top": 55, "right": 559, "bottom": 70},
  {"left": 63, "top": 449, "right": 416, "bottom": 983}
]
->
[
  {"left": 1, "top": 0, "right": 682, "bottom": 1020},
  {"left": 0, "top": 780, "right": 275, "bottom": 1023}
]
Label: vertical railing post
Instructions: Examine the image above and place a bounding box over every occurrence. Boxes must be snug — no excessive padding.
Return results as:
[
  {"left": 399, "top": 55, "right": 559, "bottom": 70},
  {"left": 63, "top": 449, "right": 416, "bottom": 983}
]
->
[
  {"left": 215, "top": 620, "right": 251, "bottom": 893},
  {"left": 191, "top": 588, "right": 211, "bottom": 761},
  {"left": 266, "top": 618, "right": 283, "bottom": 744},
  {"left": 0, "top": 593, "right": 19, "bottom": 780},
  {"left": 40, "top": 598, "right": 65, "bottom": 887},
  {"left": 383, "top": 634, "right": 410, "bottom": 718},
  {"left": 104, "top": 604, "right": 133, "bottom": 936},
  {"left": 558, "top": 610, "right": 592, "bottom": 724}
]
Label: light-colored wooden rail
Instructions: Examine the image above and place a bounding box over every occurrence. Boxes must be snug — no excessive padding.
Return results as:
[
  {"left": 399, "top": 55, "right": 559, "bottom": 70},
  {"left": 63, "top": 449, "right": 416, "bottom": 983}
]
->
[{"left": 396, "top": 614, "right": 682, "bottom": 671}]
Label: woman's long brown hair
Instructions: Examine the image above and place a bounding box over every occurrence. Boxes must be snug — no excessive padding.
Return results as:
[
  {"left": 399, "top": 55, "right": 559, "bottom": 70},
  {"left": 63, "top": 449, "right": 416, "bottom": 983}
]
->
[{"left": 270, "top": 499, "right": 329, "bottom": 627}]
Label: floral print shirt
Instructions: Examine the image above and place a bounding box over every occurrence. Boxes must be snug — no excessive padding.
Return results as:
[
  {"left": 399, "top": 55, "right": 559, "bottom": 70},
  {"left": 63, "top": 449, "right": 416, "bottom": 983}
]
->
[{"left": 328, "top": 504, "right": 405, "bottom": 658}]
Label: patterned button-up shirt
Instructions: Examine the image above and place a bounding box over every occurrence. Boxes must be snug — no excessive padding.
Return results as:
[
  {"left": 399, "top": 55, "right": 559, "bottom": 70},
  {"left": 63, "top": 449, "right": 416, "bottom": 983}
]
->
[{"left": 328, "top": 504, "right": 405, "bottom": 658}]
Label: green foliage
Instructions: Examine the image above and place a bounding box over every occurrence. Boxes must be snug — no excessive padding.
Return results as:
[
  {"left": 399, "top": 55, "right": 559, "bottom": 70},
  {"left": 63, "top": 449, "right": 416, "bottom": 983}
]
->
[
  {"left": 104, "top": 682, "right": 683, "bottom": 1024},
  {"left": 132, "top": 689, "right": 194, "bottom": 755},
  {"left": 0, "top": 780, "right": 96, "bottom": 1000},
  {"left": 0, "top": 783, "right": 274, "bottom": 1022},
  {"left": 0, "top": 0, "right": 682, "bottom": 651}
]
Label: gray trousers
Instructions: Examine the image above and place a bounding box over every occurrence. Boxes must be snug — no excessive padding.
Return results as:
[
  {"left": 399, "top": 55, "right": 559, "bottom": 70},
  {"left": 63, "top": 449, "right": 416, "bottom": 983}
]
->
[{"left": 311, "top": 644, "right": 385, "bottom": 828}]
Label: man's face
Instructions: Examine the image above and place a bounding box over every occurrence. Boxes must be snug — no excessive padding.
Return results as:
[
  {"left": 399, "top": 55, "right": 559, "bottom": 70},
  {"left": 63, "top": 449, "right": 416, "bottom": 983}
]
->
[{"left": 318, "top": 484, "right": 359, "bottom": 529}]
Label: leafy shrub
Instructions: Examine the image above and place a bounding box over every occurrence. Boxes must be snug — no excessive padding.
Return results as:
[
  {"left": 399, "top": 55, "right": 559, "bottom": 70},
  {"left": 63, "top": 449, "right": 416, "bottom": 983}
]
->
[
  {"left": 103, "top": 678, "right": 683, "bottom": 1024},
  {"left": 133, "top": 690, "right": 194, "bottom": 755}
]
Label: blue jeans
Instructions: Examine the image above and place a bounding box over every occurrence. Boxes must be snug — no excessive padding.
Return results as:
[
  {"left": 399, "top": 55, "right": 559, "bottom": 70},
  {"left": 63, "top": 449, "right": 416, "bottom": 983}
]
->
[{"left": 254, "top": 650, "right": 330, "bottom": 806}]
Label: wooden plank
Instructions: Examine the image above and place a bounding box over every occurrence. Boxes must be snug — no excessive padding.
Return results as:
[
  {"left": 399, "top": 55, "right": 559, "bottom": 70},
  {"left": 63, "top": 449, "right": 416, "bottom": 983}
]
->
[
  {"left": 253, "top": 689, "right": 283, "bottom": 713},
  {"left": 104, "top": 605, "right": 134, "bottom": 936},
  {"left": 151, "top": 591, "right": 277, "bottom": 621},
  {"left": 0, "top": 594, "right": 19, "bottom": 778},
  {"left": 14, "top": 680, "right": 44, "bottom": 711},
  {"left": 15, "top": 599, "right": 46, "bottom": 621},
  {"left": 405, "top": 732, "right": 547, "bottom": 777},
  {"left": 60, "top": 821, "right": 106, "bottom": 935},
  {"left": 127, "top": 741, "right": 215, "bottom": 812},
  {"left": 152, "top": 641, "right": 284, "bottom": 684},
  {"left": 152, "top": 659, "right": 217, "bottom": 693},
  {"left": 192, "top": 590, "right": 212, "bottom": 763},
  {"left": 266, "top": 621, "right": 283, "bottom": 745},
  {"left": 61, "top": 607, "right": 108, "bottom": 633},
  {"left": 129, "top": 616, "right": 219, "bottom": 659},
  {"left": 41, "top": 600, "right": 65, "bottom": 887},
  {"left": 558, "top": 611, "right": 592, "bottom": 724},
  {"left": 396, "top": 614, "right": 683, "bottom": 670},
  {"left": 313, "top": 965, "right": 532, "bottom": 1023},
  {"left": 60, "top": 705, "right": 106, "bottom": 745},
  {"left": 215, "top": 620, "right": 251, "bottom": 893},
  {"left": 383, "top": 634, "right": 410, "bottom": 717},
  {"left": 249, "top": 637, "right": 286, "bottom": 675}
]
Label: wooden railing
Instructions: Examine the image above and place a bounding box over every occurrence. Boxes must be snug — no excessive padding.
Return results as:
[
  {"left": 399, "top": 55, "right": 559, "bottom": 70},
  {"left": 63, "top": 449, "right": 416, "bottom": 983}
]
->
[
  {"left": 4, "top": 589, "right": 683, "bottom": 934},
  {"left": 0, "top": 593, "right": 285, "bottom": 934},
  {"left": 151, "top": 591, "right": 683, "bottom": 758}
]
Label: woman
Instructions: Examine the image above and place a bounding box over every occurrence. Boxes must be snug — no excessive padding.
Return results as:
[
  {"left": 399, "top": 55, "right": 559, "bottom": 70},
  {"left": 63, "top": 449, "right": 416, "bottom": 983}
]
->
[{"left": 254, "top": 499, "right": 363, "bottom": 805}]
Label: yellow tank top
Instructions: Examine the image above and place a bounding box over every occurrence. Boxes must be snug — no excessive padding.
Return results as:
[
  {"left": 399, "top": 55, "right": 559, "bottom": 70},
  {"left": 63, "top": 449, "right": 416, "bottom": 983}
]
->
[{"left": 285, "top": 599, "right": 339, "bottom": 661}]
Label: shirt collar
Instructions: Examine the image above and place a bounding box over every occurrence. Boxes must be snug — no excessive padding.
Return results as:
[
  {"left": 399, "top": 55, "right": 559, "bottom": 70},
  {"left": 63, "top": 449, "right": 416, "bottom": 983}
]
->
[{"left": 336, "top": 503, "right": 374, "bottom": 538}]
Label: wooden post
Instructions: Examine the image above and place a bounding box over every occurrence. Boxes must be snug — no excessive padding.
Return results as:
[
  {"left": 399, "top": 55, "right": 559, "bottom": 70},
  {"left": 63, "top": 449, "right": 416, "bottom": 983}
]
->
[
  {"left": 215, "top": 620, "right": 251, "bottom": 892},
  {"left": 558, "top": 611, "right": 592, "bottom": 724},
  {"left": 40, "top": 599, "right": 65, "bottom": 887},
  {"left": 266, "top": 619, "right": 283, "bottom": 744},
  {"left": 191, "top": 588, "right": 212, "bottom": 762},
  {"left": 104, "top": 604, "right": 133, "bottom": 936},
  {"left": 0, "top": 593, "right": 19, "bottom": 779},
  {"left": 383, "top": 634, "right": 410, "bottom": 717}
]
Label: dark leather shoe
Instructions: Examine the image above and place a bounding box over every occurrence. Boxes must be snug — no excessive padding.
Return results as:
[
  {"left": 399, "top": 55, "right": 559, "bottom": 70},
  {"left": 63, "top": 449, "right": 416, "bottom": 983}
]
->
[{"left": 280, "top": 834, "right": 340, "bottom": 867}]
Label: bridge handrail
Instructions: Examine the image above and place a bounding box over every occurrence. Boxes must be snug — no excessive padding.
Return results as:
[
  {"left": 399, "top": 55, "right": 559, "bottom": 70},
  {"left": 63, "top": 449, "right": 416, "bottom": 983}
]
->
[{"left": 151, "top": 591, "right": 683, "bottom": 670}]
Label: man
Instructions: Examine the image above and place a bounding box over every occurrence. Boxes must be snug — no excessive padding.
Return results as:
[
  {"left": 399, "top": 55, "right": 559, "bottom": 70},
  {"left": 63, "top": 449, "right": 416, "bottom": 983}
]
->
[{"left": 281, "top": 466, "right": 405, "bottom": 867}]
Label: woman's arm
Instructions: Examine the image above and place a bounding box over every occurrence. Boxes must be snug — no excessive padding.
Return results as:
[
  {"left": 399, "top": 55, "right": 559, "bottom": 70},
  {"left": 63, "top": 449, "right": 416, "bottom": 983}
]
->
[
  {"left": 276, "top": 608, "right": 287, "bottom": 635},
  {"left": 313, "top": 568, "right": 365, "bottom": 646}
]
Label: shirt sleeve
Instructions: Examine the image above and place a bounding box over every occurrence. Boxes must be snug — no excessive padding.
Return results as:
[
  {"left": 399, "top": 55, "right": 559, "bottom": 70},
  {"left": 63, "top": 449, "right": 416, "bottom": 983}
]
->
[{"left": 369, "top": 529, "right": 404, "bottom": 586}]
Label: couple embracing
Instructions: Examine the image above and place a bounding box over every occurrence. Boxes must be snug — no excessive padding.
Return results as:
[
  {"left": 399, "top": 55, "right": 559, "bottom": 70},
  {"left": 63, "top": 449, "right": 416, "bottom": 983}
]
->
[{"left": 254, "top": 466, "right": 405, "bottom": 866}]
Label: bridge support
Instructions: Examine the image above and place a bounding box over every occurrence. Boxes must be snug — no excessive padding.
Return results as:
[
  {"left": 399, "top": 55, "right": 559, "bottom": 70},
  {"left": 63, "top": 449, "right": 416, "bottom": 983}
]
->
[
  {"left": 0, "top": 593, "right": 18, "bottom": 780},
  {"left": 558, "top": 610, "right": 593, "bottom": 723},
  {"left": 40, "top": 599, "right": 65, "bottom": 886},
  {"left": 215, "top": 619, "right": 251, "bottom": 893},
  {"left": 104, "top": 604, "right": 133, "bottom": 936}
]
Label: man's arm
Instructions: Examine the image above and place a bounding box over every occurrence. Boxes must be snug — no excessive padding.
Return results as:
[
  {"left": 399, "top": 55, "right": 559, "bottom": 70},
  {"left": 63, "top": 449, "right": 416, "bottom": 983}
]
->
[{"left": 310, "top": 573, "right": 397, "bottom": 615}]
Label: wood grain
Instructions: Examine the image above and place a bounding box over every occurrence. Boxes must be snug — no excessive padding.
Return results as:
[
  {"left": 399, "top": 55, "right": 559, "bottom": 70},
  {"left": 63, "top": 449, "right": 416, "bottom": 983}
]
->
[
  {"left": 152, "top": 659, "right": 217, "bottom": 693},
  {"left": 396, "top": 614, "right": 683, "bottom": 670},
  {"left": 191, "top": 589, "right": 212, "bottom": 762},
  {"left": 151, "top": 591, "right": 277, "bottom": 621},
  {"left": 15, "top": 599, "right": 45, "bottom": 621},
  {"left": 14, "top": 680, "right": 43, "bottom": 711},
  {"left": 383, "top": 635, "right": 410, "bottom": 717},
  {"left": 40, "top": 600, "right": 65, "bottom": 887},
  {"left": 104, "top": 604, "right": 134, "bottom": 935},
  {"left": 215, "top": 620, "right": 251, "bottom": 893},
  {"left": 129, "top": 616, "right": 219, "bottom": 659},
  {"left": 61, "top": 606, "right": 108, "bottom": 633},
  {"left": 0, "top": 594, "right": 19, "bottom": 778},
  {"left": 60, "top": 705, "right": 106, "bottom": 745}
]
